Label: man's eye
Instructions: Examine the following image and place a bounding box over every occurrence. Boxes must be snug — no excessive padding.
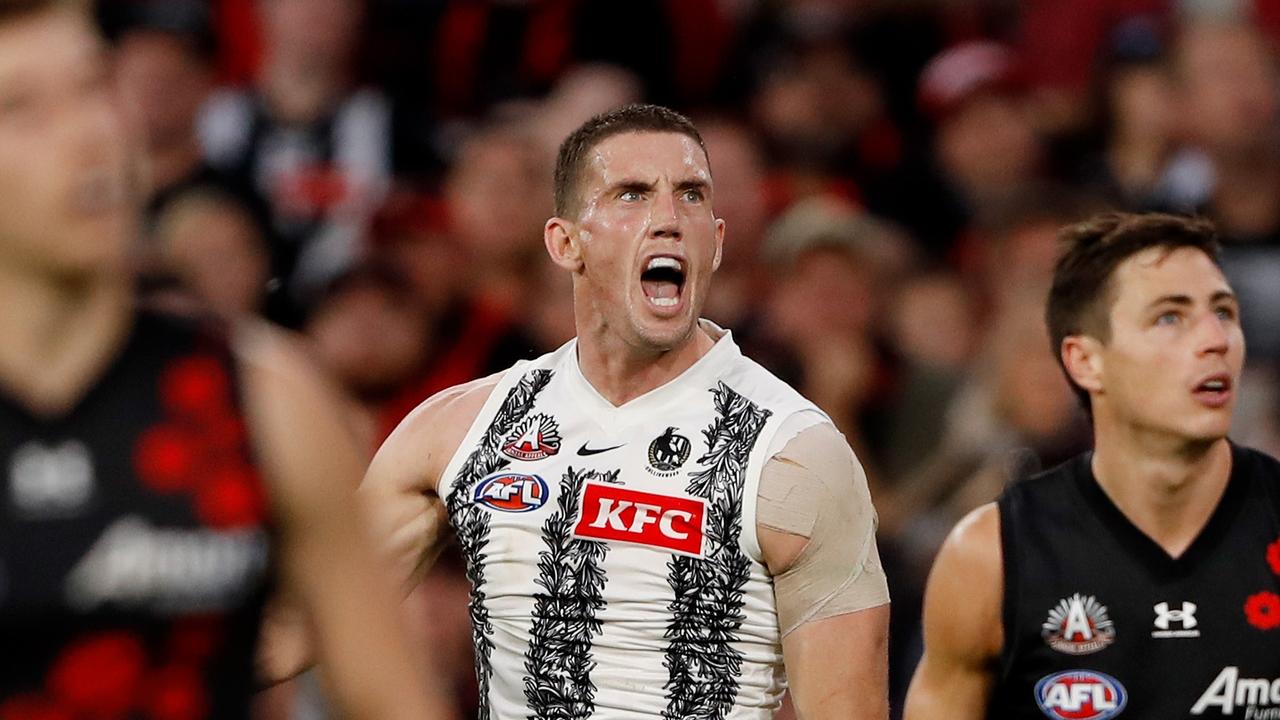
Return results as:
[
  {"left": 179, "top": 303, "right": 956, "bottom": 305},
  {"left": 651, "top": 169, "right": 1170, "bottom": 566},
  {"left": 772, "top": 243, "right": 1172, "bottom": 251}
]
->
[
  {"left": 682, "top": 189, "right": 704, "bottom": 202},
  {"left": 1156, "top": 311, "right": 1180, "bottom": 326},
  {"left": 619, "top": 190, "right": 641, "bottom": 202}
]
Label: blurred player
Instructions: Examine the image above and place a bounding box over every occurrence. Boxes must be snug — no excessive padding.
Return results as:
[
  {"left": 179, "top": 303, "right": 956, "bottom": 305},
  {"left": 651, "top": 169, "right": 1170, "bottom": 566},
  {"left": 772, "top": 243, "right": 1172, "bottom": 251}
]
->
[
  {"left": 360, "top": 104, "right": 890, "bottom": 719},
  {"left": 0, "top": 2, "right": 454, "bottom": 717},
  {"left": 905, "top": 213, "right": 1280, "bottom": 718}
]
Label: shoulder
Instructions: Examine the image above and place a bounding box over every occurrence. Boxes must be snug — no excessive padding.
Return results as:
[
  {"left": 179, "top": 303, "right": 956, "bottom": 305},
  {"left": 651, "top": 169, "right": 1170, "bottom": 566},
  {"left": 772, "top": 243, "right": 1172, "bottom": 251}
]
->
[
  {"left": 937, "top": 503, "right": 1003, "bottom": 570},
  {"left": 930, "top": 503, "right": 1003, "bottom": 612},
  {"left": 368, "top": 370, "right": 506, "bottom": 494},
  {"left": 998, "top": 452, "right": 1089, "bottom": 512},
  {"left": 771, "top": 420, "right": 847, "bottom": 454},
  {"left": 1232, "top": 442, "right": 1280, "bottom": 480},
  {"left": 922, "top": 502, "right": 1004, "bottom": 655}
]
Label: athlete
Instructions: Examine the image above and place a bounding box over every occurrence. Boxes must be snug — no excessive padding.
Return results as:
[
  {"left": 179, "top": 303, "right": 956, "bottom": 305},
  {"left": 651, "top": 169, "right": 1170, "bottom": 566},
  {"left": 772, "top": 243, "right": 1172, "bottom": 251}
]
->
[
  {"left": 904, "top": 213, "right": 1280, "bottom": 718},
  {"left": 359, "top": 104, "right": 891, "bottom": 719},
  {"left": 0, "top": 2, "right": 453, "bottom": 717}
]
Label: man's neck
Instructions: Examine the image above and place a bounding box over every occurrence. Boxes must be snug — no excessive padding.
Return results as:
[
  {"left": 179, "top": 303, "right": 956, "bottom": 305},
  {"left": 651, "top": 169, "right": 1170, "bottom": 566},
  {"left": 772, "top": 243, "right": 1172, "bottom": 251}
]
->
[
  {"left": 575, "top": 321, "right": 717, "bottom": 407},
  {"left": 0, "top": 265, "right": 133, "bottom": 416},
  {"left": 1091, "top": 414, "right": 1233, "bottom": 559}
]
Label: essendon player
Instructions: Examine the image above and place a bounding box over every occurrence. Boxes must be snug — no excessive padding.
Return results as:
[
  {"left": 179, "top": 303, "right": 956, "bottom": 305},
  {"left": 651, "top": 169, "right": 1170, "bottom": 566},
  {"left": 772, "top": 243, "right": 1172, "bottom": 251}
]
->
[
  {"left": 905, "top": 214, "right": 1280, "bottom": 718},
  {"left": 359, "top": 105, "right": 891, "bottom": 719},
  {"left": 0, "top": 1, "right": 453, "bottom": 717}
]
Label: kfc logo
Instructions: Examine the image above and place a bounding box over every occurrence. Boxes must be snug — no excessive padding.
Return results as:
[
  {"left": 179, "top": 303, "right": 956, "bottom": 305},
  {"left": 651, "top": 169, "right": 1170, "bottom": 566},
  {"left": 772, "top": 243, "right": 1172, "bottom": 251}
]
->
[{"left": 572, "top": 482, "right": 706, "bottom": 557}]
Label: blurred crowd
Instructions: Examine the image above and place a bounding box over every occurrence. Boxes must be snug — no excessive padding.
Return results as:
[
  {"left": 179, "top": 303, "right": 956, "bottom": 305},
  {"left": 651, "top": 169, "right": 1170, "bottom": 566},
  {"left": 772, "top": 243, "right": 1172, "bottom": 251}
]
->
[{"left": 99, "top": 0, "right": 1280, "bottom": 716}]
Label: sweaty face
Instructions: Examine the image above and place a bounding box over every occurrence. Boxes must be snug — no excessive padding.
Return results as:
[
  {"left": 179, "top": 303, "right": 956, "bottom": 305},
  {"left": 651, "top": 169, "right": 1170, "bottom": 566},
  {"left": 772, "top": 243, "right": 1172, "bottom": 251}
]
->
[
  {"left": 1094, "top": 247, "right": 1245, "bottom": 443},
  {"left": 570, "top": 131, "right": 724, "bottom": 352},
  {"left": 0, "top": 9, "right": 136, "bottom": 279}
]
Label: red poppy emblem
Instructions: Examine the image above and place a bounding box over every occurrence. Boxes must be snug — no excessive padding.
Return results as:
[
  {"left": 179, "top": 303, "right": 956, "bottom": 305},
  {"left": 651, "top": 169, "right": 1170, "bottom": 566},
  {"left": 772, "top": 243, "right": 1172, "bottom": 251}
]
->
[
  {"left": 1267, "top": 537, "right": 1280, "bottom": 577},
  {"left": 1245, "top": 591, "right": 1280, "bottom": 631},
  {"left": 134, "top": 425, "right": 201, "bottom": 493},
  {"left": 195, "top": 466, "right": 267, "bottom": 529},
  {"left": 143, "top": 665, "right": 208, "bottom": 720},
  {"left": 161, "top": 356, "right": 231, "bottom": 420},
  {"left": 47, "top": 633, "right": 146, "bottom": 716}
]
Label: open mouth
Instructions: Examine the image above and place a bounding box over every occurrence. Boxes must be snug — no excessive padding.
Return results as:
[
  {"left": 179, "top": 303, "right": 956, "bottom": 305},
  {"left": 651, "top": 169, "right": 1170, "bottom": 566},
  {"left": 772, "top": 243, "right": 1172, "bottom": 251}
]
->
[
  {"left": 641, "top": 256, "right": 686, "bottom": 309},
  {"left": 1192, "top": 374, "right": 1233, "bottom": 407}
]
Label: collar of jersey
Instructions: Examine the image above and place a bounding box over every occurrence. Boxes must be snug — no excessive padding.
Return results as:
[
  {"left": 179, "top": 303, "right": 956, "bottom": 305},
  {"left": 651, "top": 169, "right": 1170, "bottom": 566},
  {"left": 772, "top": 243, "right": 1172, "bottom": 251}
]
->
[{"left": 562, "top": 320, "right": 739, "bottom": 426}]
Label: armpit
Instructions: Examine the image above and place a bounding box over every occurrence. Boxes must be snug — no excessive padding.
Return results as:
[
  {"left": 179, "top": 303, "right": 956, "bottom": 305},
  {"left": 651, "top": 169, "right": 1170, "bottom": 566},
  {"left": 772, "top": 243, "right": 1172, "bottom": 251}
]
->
[{"left": 758, "top": 423, "right": 890, "bottom": 637}]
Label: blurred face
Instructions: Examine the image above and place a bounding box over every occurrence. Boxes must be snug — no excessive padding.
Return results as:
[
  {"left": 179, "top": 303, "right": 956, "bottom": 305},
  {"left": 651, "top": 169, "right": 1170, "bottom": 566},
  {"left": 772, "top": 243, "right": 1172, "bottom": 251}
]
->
[
  {"left": 114, "top": 31, "right": 211, "bottom": 150},
  {"left": 769, "top": 247, "right": 874, "bottom": 344},
  {"left": 1108, "top": 65, "right": 1175, "bottom": 143},
  {"left": 701, "top": 122, "right": 766, "bottom": 261},
  {"left": 566, "top": 131, "right": 724, "bottom": 352},
  {"left": 938, "top": 94, "right": 1039, "bottom": 197},
  {"left": 446, "top": 135, "right": 549, "bottom": 262},
  {"left": 1177, "top": 24, "right": 1279, "bottom": 155},
  {"left": 260, "top": 0, "right": 362, "bottom": 65},
  {"left": 307, "top": 283, "right": 426, "bottom": 396},
  {"left": 1090, "top": 247, "right": 1245, "bottom": 442},
  {"left": 0, "top": 8, "right": 136, "bottom": 279},
  {"left": 162, "top": 201, "right": 267, "bottom": 318}
]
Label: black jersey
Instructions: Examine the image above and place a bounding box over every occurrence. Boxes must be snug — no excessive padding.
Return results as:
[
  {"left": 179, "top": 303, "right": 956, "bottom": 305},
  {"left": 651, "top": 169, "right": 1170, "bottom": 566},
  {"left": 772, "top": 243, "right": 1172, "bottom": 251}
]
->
[
  {"left": 0, "top": 312, "right": 273, "bottom": 719},
  {"left": 991, "top": 444, "right": 1280, "bottom": 720}
]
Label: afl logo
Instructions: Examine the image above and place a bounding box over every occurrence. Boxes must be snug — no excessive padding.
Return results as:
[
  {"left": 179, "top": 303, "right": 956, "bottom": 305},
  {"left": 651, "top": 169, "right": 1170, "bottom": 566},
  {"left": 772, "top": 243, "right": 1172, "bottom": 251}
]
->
[
  {"left": 473, "top": 473, "right": 549, "bottom": 513},
  {"left": 1035, "top": 671, "right": 1127, "bottom": 720},
  {"left": 501, "top": 414, "right": 561, "bottom": 461},
  {"left": 1042, "top": 593, "right": 1115, "bottom": 654},
  {"left": 647, "top": 427, "right": 691, "bottom": 477}
]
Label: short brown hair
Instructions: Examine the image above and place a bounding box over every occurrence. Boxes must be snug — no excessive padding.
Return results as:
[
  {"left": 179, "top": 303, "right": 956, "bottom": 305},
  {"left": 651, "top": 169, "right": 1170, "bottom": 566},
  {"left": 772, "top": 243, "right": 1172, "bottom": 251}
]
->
[
  {"left": 553, "top": 104, "right": 707, "bottom": 219},
  {"left": 1046, "top": 212, "right": 1222, "bottom": 409}
]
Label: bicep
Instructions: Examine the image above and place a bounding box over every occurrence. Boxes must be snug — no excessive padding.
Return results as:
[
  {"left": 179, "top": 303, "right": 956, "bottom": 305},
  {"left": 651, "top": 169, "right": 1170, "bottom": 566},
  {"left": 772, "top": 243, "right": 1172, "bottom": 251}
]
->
[
  {"left": 759, "top": 424, "right": 890, "bottom": 719},
  {"left": 357, "top": 372, "right": 500, "bottom": 589},
  {"left": 758, "top": 424, "right": 889, "bottom": 635},
  {"left": 903, "top": 504, "right": 1003, "bottom": 720},
  {"left": 358, "top": 432, "right": 450, "bottom": 592},
  {"left": 782, "top": 605, "right": 889, "bottom": 720}
]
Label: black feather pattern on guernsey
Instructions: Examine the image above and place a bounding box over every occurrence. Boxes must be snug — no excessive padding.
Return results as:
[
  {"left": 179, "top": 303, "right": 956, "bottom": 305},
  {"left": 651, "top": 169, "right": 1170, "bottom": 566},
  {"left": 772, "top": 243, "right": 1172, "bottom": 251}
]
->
[
  {"left": 663, "top": 383, "right": 772, "bottom": 720},
  {"left": 446, "top": 369, "right": 555, "bottom": 720},
  {"left": 522, "top": 467, "right": 620, "bottom": 719}
]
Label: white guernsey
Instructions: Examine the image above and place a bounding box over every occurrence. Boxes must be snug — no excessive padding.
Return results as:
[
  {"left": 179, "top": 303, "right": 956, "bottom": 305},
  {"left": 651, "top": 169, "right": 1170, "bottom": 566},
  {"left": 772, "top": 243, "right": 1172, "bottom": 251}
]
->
[{"left": 439, "top": 326, "right": 825, "bottom": 718}]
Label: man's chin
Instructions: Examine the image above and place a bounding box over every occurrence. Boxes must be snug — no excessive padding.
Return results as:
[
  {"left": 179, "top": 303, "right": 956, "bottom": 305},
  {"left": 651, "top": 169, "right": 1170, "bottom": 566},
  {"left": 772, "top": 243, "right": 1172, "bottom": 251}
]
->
[{"left": 633, "top": 315, "right": 700, "bottom": 352}]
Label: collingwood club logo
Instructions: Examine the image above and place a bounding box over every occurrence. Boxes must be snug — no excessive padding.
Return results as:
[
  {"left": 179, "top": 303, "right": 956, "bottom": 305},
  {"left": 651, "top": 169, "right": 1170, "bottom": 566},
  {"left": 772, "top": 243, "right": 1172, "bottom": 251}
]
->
[
  {"left": 646, "top": 427, "right": 691, "bottom": 477},
  {"left": 500, "top": 414, "right": 561, "bottom": 461},
  {"left": 1042, "top": 593, "right": 1116, "bottom": 655}
]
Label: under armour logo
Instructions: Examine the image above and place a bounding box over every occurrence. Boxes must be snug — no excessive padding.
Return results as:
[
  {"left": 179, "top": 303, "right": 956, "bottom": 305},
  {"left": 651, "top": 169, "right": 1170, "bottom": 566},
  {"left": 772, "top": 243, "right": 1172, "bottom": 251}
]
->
[
  {"left": 1153, "top": 601, "right": 1200, "bottom": 638},
  {"left": 9, "top": 439, "right": 95, "bottom": 518}
]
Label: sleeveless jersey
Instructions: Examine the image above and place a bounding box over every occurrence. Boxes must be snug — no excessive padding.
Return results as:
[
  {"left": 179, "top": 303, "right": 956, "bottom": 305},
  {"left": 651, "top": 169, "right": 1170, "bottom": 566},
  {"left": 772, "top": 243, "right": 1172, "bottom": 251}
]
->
[
  {"left": 439, "top": 328, "right": 828, "bottom": 720},
  {"left": 0, "top": 312, "right": 274, "bottom": 719},
  {"left": 992, "top": 444, "right": 1280, "bottom": 720}
]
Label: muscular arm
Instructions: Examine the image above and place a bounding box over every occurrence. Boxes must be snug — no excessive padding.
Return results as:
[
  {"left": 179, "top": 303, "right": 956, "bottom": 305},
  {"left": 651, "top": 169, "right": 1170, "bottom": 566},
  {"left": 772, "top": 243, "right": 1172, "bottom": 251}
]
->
[
  {"left": 903, "top": 503, "right": 1003, "bottom": 720},
  {"left": 235, "top": 323, "right": 457, "bottom": 720},
  {"left": 758, "top": 423, "right": 890, "bottom": 720},
  {"left": 357, "top": 372, "right": 500, "bottom": 591}
]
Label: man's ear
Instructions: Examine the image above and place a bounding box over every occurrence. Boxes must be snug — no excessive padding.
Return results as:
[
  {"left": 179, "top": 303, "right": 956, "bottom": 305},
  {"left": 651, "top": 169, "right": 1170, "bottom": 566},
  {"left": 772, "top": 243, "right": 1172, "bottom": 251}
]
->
[
  {"left": 712, "top": 217, "right": 725, "bottom": 271},
  {"left": 545, "top": 216, "right": 583, "bottom": 272},
  {"left": 1062, "top": 334, "right": 1105, "bottom": 396}
]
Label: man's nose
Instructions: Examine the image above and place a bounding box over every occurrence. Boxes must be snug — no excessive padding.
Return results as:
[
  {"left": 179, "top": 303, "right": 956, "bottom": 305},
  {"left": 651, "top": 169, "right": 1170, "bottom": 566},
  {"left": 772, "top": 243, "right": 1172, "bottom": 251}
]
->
[{"left": 649, "top": 191, "right": 681, "bottom": 239}]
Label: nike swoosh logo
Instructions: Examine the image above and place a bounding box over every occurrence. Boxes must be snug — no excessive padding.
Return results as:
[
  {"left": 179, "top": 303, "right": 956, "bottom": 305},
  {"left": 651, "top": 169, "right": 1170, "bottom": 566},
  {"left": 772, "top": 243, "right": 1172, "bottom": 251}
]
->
[{"left": 577, "top": 443, "right": 625, "bottom": 456}]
